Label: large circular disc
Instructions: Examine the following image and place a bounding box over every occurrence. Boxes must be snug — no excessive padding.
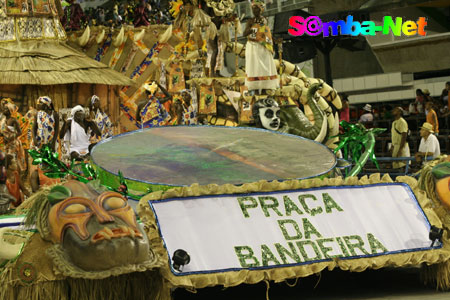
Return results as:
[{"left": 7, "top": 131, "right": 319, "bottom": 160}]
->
[{"left": 92, "top": 126, "right": 336, "bottom": 187}]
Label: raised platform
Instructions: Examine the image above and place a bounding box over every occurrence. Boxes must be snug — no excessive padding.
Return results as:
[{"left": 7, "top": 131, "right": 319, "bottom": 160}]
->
[{"left": 91, "top": 126, "right": 337, "bottom": 193}]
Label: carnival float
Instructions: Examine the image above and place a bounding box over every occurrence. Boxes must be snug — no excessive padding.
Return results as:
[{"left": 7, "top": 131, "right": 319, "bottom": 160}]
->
[{"left": 0, "top": 0, "right": 449, "bottom": 299}]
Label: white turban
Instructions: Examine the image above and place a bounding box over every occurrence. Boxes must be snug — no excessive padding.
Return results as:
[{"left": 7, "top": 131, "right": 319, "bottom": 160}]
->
[
  {"left": 70, "top": 105, "right": 85, "bottom": 119},
  {"left": 91, "top": 95, "right": 100, "bottom": 106}
]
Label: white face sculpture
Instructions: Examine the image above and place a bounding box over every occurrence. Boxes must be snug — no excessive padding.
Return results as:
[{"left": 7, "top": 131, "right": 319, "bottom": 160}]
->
[{"left": 259, "top": 107, "right": 281, "bottom": 130}]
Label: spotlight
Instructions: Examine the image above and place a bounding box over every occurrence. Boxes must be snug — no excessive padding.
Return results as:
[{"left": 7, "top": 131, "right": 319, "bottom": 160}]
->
[
  {"left": 429, "top": 226, "right": 444, "bottom": 247},
  {"left": 172, "top": 249, "right": 190, "bottom": 272}
]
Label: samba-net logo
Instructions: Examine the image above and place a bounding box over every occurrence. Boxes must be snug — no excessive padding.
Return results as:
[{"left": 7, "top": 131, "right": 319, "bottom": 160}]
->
[{"left": 288, "top": 16, "right": 427, "bottom": 37}]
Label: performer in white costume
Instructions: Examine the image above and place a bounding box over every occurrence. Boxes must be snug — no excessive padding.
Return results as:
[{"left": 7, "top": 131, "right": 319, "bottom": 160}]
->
[
  {"left": 244, "top": 0, "right": 279, "bottom": 94},
  {"left": 60, "top": 106, "right": 101, "bottom": 160}
]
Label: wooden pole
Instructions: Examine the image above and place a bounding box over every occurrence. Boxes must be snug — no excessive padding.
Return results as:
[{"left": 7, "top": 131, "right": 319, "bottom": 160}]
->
[
  {"left": 234, "top": 18, "right": 238, "bottom": 77},
  {"left": 278, "top": 39, "right": 283, "bottom": 88}
]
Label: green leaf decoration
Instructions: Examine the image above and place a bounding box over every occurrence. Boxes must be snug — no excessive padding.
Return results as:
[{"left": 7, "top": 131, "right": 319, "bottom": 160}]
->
[
  {"left": 118, "top": 170, "right": 126, "bottom": 185},
  {"left": 330, "top": 121, "right": 386, "bottom": 177},
  {"left": 432, "top": 162, "right": 450, "bottom": 180},
  {"left": 44, "top": 172, "right": 67, "bottom": 178},
  {"left": 48, "top": 185, "right": 72, "bottom": 205}
]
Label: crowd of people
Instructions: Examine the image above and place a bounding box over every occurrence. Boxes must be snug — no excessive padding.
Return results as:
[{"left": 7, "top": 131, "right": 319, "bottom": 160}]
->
[
  {"left": 339, "top": 81, "right": 450, "bottom": 170},
  {"left": 61, "top": 0, "right": 173, "bottom": 31},
  {"left": 0, "top": 94, "right": 120, "bottom": 208}
]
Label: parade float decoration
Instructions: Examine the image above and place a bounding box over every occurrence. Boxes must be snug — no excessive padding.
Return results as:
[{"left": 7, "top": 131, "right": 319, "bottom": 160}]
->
[
  {"left": 90, "top": 126, "right": 337, "bottom": 194},
  {"left": 25, "top": 180, "right": 156, "bottom": 276},
  {"left": 419, "top": 156, "right": 450, "bottom": 223},
  {"left": 0, "top": 0, "right": 131, "bottom": 138},
  {"left": 66, "top": 22, "right": 342, "bottom": 150},
  {"left": 332, "top": 121, "right": 386, "bottom": 177},
  {"left": 139, "top": 174, "right": 450, "bottom": 292},
  {"left": 0, "top": 180, "right": 168, "bottom": 300},
  {"left": 0, "top": 0, "right": 133, "bottom": 210},
  {"left": 0, "top": 0, "right": 448, "bottom": 299},
  {"left": 251, "top": 83, "right": 329, "bottom": 143}
]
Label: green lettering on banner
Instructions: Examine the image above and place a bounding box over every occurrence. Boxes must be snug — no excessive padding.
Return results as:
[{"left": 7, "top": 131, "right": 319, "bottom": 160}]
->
[
  {"left": 343, "top": 235, "right": 369, "bottom": 256},
  {"left": 317, "top": 238, "right": 340, "bottom": 259},
  {"left": 298, "top": 194, "right": 323, "bottom": 216},
  {"left": 336, "top": 237, "right": 350, "bottom": 257},
  {"left": 234, "top": 246, "right": 260, "bottom": 267},
  {"left": 322, "top": 193, "right": 343, "bottom": 213},
  {"left": 259, "top": 197, "right": 283, "bottom": 217},
  {"left": 296, "top": 240, "right": 323, "bottom": 262},
  {"left": 283, "top": 195, "right": 303, "bottom": 216},
  {"left": 237, "top": 197, "right": 258, "bottom": 218},
  {"left": 278, "top": 219, "right": 303, "bottom": 240},
  {"left": 275, "top": 242, "right": 302, "bottom": 264},
  {"left": 303, "top": 218, "right": 322, "bottom": 239},
  {"left": 367, "top": 233, "right": 388, "bottom": 254},
  {"left": 261, "top": 244, "right": 281, "bottom": 266}
]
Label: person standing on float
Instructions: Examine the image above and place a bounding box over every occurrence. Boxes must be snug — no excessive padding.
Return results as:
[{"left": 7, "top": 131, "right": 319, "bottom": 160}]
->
[
  {"left": 32, "top": 96, "right": 59, "bottom": 151},
  {"left": 0, "top": 99, "right": 30, "bottom": 205},
  {"left": 244, "top": 0, "right": 279, "bottom": 95},
  {"left": 136, "top": 81, "right": 172, "bottom": 128},
  {"left": 88, "top": 95, "right": 113, "bottom": 143},
  {"left": 30, "top": 96, "right": 60, "bottom": 192}
]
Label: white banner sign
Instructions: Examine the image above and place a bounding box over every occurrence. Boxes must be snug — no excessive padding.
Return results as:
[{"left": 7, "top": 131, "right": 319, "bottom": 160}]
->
[{"left": 150, "top": 184, "right": 437, "bottom": 275}]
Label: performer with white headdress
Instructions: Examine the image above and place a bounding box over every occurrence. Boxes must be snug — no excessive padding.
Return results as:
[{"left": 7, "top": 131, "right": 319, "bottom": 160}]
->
[
  {"left": 88, "top": 95, "right": 113, "bottom": 143},
  {"left": 30, "top": 96, "right": 61, "bottom": 192},
  {"left": 32, "top": 96, "right": 59, "bottom": 151},
  {"left": 60, "top": 105, "right": 101, "bottom": 160},
  {"left": 244, "top": 0, "right": 279, "bottom": 94}
]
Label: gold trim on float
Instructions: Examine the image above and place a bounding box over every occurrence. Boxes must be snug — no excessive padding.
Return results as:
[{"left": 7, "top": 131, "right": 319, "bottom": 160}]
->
[
  {"left": 0, "top": 18, "right": 17, "bottom": 43},
  {"left": 0, "top": 16, "right": 67, "bottom": 43}
]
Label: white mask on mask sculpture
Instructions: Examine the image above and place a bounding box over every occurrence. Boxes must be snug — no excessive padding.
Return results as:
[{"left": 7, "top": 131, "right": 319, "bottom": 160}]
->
[{"left": 258, "top": 107, "right": 280, "bottom": 130}]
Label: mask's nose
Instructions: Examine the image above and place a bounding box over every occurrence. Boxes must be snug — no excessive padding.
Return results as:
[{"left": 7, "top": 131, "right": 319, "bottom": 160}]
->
[{"left": 94, "top": 208, "right": 115, "bottom": 224}]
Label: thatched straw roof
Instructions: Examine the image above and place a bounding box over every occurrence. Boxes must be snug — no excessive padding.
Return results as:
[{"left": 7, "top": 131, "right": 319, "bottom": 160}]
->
[
  {"left": 0, "top": 0, "right": 134, "bottom": 87},
  {"left": 0, "top": 40, "right": 134, "bottom": 86}
]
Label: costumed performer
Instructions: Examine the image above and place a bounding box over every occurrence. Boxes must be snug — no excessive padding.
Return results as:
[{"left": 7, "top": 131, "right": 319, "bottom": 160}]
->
[
  {"left": 88, "top": 95, "right": 113, "bottom": 143},
  {"left": 244, "top": 0, "right": 279, "bottom": 94},
  {"left": 0, "top": 98, "right": 31, "bottom": 154},
  {"left": 60, "top": 106, "right": 101, "bottom": 161},
  {"left": 136, "top": 81, "right": 173, "bottom": 128},
  {"left": 134, "top": 0, "right": 151, "bottom": 27},
  {"left": 32, "top": 96, "right": 59, "bottom": 151},
  {"left": 30, "top": 96, "right": 61, "bottom": 192},
  {"left": 61, "top": 0, "right": 86, "bottom": 31},
  {"left": 174, "top": 89, "right": 198, "bottom": 125},
  {"left": 199, "top": 0, "right": 235, "bottom": 77},
  {"left": 0, "top": 151, "right": 16, "bottom": 213},
  {"left": 24, "top": 106, "right": 37, "bottom": 153},
  {"left": 0, "top": 99, "right": 30, "bottom": 205}
]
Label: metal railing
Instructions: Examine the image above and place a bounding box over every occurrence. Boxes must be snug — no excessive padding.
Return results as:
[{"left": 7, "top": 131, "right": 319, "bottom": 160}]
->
[{"left": 359, "top": 156, "right": 434, "bottom": 177}]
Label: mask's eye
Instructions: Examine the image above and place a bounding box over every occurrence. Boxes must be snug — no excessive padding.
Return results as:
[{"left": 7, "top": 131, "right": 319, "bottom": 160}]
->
[
  {"left": 104, "top": 197, "right": 127, "bottom": 210},
  {"left": 265, "top": 109, "right": 274, "bottom": 118},
  {"left": 64, "top": 204, "right": 90, "bottom": 214},
  {"left": 276, "top": 110, "right": 280, "bottom": 117}
]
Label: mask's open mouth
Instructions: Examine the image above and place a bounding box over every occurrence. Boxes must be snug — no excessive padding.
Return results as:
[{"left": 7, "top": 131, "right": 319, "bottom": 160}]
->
[
  {"left": 91, "top": 226, "right": 142, "bottom": 243},
  {"left": 270, "top": 120, "right": 280, "bottom": 128}
]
